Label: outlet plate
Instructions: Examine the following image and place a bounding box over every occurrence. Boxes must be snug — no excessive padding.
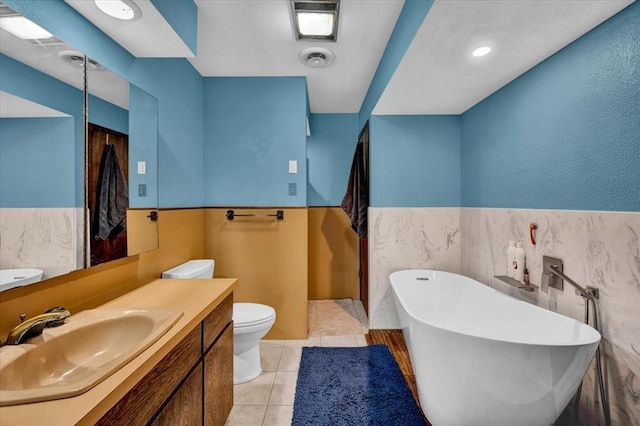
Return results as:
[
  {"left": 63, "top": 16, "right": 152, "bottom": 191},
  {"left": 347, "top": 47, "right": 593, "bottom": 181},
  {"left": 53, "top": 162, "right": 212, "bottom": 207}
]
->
[
  {"left": 138, "top": 184, "right": 147, "bottom": 197},
  {"left": 288, "top": 183, "right": 297, "bottom": 196}
]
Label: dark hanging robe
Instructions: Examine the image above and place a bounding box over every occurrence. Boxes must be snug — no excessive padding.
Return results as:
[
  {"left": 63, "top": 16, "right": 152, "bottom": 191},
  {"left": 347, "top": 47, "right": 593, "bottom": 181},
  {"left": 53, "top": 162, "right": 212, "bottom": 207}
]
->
[
  {"left": 341, "top": 142, "right": 368, "bottom": 238},
  {"left": 94, "top": 144, "right": 129, "bottom": 240}
]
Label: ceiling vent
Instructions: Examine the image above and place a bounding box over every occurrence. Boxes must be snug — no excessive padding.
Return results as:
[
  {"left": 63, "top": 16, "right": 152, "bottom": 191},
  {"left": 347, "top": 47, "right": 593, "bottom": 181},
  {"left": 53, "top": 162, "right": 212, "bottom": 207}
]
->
[
  {"left": 58, "top": 50, "right": 105, "bottom": 71},
  {"left": 299, "top": 47, "right": 335, "bottom": 68}
]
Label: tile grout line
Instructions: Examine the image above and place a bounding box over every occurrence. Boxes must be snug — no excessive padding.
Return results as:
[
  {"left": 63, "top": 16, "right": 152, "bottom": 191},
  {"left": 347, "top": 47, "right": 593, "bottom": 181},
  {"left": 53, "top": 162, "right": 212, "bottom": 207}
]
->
[{"left": 261, "top": 343, "right": 286, "bottom": 426}]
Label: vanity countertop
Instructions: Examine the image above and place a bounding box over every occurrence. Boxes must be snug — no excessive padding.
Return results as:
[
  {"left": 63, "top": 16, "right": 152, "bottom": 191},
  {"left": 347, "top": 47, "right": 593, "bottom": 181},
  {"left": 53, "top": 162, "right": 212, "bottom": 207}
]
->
[{"left": 0, "top": 278, "right": 237, "bottom": 426}]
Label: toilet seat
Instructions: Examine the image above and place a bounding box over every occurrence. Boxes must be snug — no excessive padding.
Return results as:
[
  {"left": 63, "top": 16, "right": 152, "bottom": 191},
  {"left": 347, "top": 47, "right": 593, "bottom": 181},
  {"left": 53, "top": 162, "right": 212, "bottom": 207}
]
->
[{"left": 233, "top": 303, "right": 276, "bottom": 328}]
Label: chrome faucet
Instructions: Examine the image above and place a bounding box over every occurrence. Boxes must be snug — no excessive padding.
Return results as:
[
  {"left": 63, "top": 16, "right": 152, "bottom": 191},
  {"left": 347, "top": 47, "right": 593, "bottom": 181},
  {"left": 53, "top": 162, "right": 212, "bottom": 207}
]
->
[{"left": 4, "top": 307, "right": 70, "bottom": 345}]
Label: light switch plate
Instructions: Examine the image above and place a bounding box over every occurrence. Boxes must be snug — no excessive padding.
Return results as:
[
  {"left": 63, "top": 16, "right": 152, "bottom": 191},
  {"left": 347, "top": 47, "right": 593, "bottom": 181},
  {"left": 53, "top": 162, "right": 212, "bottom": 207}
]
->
[
  {"left": 137, "top": 161, "right": 146, "bottom": 175},
  {"left": 288, "top": 160, "right": 297, "bottom": 174}
]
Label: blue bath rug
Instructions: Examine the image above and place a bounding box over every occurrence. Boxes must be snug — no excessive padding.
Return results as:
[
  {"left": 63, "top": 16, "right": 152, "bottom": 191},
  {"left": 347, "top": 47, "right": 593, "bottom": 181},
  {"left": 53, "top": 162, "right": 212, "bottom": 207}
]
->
[{"left": 292, "top": 345, "right": 426, "bottom": 426}]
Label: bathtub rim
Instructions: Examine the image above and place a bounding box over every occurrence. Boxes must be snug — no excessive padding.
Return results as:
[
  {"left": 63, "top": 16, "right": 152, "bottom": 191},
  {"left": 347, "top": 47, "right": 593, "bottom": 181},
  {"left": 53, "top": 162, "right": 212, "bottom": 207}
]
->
[{"left": 390, "top": 269, "right": 601, "bottom": 348}]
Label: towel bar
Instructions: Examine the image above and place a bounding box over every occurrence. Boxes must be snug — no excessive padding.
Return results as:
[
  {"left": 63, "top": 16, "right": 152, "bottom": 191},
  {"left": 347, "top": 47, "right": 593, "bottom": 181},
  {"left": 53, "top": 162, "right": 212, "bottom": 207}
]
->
[{"left": 226, "top": 210, "right": 284, "bottom": 221}]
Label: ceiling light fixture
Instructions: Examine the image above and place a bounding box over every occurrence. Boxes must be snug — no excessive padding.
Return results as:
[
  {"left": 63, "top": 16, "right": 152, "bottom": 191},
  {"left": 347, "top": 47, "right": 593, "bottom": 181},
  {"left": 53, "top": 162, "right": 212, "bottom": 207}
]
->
[
  {"left": 472, "top": 46, "right": 492, "bottom": 57},
  {"left": 0, "top": 16, "right": 52, "bottom": 40},
  {"left": 291, "top": 0, "right": 339, "bottom": 42},
  {"left": 94, "top": 0, "right": 141, "bottom": 21}
]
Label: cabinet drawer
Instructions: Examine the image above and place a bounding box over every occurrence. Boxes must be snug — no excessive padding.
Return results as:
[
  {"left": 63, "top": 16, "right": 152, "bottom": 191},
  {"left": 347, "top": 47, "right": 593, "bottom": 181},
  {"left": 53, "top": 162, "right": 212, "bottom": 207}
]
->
[
  {"left": 97, "top": 325, "right": 201, "bottom": 426},
  {"left": 203, "top": 293, "right": 233, "bottom": 351}
]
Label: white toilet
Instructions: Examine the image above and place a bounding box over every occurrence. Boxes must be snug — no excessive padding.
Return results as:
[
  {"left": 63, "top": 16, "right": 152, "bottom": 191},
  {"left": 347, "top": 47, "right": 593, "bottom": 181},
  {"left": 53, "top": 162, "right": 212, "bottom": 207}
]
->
[
  {"left": 161, "top": 259, "right": 276, "bottom": 385},
  {"left": 161, "top": 259, "right": 215, "bottom": 279},
  {"left": 233, "top": 302, "right": 276, "bottom": 384}
]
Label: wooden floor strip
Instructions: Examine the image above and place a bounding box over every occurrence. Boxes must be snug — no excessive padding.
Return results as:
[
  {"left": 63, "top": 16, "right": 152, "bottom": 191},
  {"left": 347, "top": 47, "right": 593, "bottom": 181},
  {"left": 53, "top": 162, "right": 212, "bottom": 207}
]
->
[{"left": 366, "top": 329, "right": 432, "bottom": 425}]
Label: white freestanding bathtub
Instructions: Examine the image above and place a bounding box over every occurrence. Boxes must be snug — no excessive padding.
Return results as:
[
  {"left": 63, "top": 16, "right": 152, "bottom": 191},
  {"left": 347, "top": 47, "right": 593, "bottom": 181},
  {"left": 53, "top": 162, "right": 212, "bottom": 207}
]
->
[{"left": 390, "top": 269, "right": 600, "bottom": 426}]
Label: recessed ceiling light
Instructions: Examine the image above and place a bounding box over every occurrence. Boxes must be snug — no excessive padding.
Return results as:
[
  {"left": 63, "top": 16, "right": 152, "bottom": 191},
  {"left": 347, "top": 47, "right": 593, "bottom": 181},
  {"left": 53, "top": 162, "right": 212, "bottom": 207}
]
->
[
  {"left": 472, "top": 46, "right": 492, "bottom": 57},
  {"left": 0, "top": 16, "right": 52, "bottom": 40},
  {"left": 291, "top": 0, "right": 339, "bottom": 42},
  {"left": 94, "top": 0, "right": 141, "bottom": 21},
  {"left": 297, "top": 12, "right": 334, "bottom": 36}
]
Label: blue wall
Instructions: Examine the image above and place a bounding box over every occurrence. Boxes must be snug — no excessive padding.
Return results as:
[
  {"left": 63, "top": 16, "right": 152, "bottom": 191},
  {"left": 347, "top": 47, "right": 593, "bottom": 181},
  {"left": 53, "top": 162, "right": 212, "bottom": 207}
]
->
[
  {"left": 129, "top": 85, "right": 159, "bottom": 208},
  {"left": 1, "top": 54, "right": 132, "bottom": 207},
  {"left": 461, "top": 2, "right": 640, "bottom": 212},
  {"left": 150, "top": 0, "right": 198, "bottom": 55},
  {"left": 203, "top": 77, "right": 307, "bottom": 207},
  {"left": 4, "top": 0, "right": 205, "bottom": 208},
  {"left": 2, "top": 53, "right": 83, "bottom": 207},
  {"left": 307, "top": 114, "right": 359, "bottom": 206},
  {"left": 370, "top": 115, "right": 461, "bottom": 207},
  {"left": 358, "top": 0, "right": 433, "bottom": 129},
  {"left": 129, "top": 58, "right": 204, "bottom": 207},
  {"left": 89, "top": 95, "right": 128, "bottom": 135},
  {"left": 0, "top": 118, "right": 75, "bottom": 207}
]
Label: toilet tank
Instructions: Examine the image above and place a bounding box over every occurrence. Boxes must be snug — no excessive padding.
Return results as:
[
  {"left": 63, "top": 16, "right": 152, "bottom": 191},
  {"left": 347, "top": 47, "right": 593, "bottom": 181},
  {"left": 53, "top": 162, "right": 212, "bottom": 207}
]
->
[{"left": 162, "top": 259, "right": 215, "bottom": 279}]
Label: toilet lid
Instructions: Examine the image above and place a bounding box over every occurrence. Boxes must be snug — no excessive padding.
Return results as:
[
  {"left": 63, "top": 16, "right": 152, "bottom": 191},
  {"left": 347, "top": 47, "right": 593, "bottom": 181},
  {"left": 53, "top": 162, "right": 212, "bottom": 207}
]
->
[{"left": 233, "top": 303, "right": 276, "bottom": 328}]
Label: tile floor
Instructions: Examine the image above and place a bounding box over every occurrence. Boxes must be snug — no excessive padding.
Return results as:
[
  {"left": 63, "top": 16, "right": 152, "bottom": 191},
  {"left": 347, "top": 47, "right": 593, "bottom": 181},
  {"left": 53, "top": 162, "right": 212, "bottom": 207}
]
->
[{"left": 225, "top": 299, "right": 369, "bottom": 425}]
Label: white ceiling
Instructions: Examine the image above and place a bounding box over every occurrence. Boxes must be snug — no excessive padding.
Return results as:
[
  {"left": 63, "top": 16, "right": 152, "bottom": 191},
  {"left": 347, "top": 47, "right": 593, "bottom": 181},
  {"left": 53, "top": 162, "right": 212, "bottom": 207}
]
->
[
  {"left": 0, "top": 91, "right": 70, "bottom": 118},
  {"left": 189, "top": 0, "right": 404, "bottom": 113},
  {"left": 374, "top": 0, "right": 634, "bottom": 115},
  {"left": 65, "top": 0, "right": 193, "bottom": 58},
  {"left": 39, "top": 0, "right": 634, "bottom": 115},
  {"left": 60, "top": 0, "right": 406, "bottom": 113}
]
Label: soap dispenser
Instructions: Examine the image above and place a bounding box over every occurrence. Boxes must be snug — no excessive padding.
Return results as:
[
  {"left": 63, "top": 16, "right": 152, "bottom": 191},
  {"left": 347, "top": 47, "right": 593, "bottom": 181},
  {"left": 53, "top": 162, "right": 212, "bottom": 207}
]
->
[
  {"left": 514, "top": 242, "right": 526, "bottom": 282},
  {"left": 507, "top": 241, "right": 516, "bottom": 278}
]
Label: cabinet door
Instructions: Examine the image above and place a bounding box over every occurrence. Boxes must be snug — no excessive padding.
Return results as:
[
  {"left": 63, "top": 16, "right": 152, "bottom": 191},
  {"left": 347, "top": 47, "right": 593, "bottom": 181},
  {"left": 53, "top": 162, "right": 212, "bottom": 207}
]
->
[
  {"left": 153, "top": 363, "right": 203, "bottom": 426},
  {"left": 97, "top": 326, "right": 201, "bottom": 426},
  {"left": 204, "top": 325, "right": 233, "bottom": 426}
]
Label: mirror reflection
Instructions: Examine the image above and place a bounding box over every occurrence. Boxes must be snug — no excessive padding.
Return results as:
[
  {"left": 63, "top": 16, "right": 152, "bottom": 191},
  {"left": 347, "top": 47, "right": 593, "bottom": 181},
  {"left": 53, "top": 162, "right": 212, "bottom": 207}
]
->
[
  {"left": 0, "top": 2, "right": 159, "bottom": 290},
  {"left": 0, "top": 7, "right": 84, "bottom": 289},
  {"left": 86, "top": 71, "right": 159, "bottom": 266}
]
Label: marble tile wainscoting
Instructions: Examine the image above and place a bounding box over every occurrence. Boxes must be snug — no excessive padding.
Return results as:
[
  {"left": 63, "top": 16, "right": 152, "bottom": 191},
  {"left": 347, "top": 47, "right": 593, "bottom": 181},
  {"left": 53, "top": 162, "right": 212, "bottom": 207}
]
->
[
  {"left": 461, "top": 208, "right": 640, "bottom": 426},
  {"left": 368, "top": 208, "right": 461, "bottom": 329},
  {"left": 0, "top": 208, "right": 84, "bottom": 279}
]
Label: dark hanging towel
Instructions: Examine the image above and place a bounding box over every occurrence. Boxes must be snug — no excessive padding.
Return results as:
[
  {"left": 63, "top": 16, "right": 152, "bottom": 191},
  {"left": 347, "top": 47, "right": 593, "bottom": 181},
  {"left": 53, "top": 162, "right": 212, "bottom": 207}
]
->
[
  {"left": 94, "top": 144, "right": 129, "bottom": 240},
  {"left": 341, "top": 141, "right": 368, "bottom": 238}
]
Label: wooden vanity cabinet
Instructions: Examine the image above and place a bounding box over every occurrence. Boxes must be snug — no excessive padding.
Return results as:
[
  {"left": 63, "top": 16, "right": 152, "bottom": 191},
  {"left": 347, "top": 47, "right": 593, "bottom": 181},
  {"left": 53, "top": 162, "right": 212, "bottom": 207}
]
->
[{"left": 97, "top": 294, "right": 233, "bottom": 426}]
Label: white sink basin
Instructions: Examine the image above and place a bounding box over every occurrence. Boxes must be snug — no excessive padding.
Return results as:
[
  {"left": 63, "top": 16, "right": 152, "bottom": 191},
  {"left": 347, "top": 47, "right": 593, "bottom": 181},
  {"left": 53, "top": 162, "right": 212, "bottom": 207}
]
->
[
  {"left": 0, "top": 268, "right": 44, "bottom": 292},
  {"left": 0, "top": 307, "right": 182, "bottom": 406}
]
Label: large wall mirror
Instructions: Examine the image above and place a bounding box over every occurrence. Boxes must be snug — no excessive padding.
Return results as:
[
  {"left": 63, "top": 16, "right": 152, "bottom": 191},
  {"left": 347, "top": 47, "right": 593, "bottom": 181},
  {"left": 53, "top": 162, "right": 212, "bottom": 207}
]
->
[{"left": 0, "top": 2, "right": 159, "bottom": 292}]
